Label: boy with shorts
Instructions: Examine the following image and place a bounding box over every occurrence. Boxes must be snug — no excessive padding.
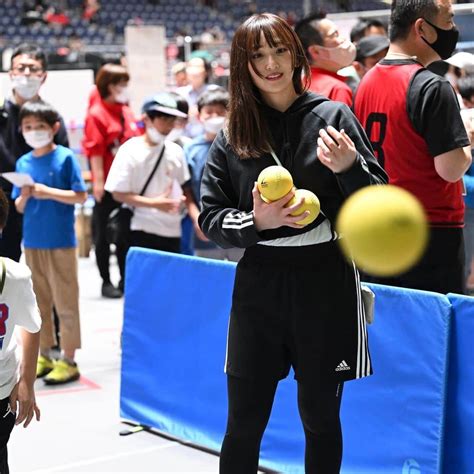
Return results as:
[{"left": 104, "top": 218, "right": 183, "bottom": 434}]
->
[{"left": 13, "top": 100, "right": 87, "bottom": 385}]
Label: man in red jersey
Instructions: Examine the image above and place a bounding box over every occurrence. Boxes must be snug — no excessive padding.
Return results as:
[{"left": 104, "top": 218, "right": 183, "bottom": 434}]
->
[
  {"left": 354, "top": 0, "right": 472, "bottom": 294},
  {"left": 295, "top": 11, "right": 356, "bottom": 106}
]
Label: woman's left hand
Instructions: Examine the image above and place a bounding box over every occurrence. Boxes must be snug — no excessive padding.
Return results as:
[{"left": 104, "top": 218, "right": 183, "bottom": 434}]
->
[{"left": 317, "top": 126, "right": 357, "bottom": 173}]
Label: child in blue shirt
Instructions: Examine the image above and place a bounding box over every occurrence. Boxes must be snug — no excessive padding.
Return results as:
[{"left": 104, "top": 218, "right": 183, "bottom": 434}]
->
[
  {"left": 12, "top": 100, "right": 87, "bottom": 385},
  {"left": 184, "top": 88, "right": 243, "bottom": 261}
]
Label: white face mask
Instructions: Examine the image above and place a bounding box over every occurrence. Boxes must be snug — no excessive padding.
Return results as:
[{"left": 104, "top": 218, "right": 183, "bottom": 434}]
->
[
  {"left": 147, "top": 125, "right": 167, "bottom": 144},
  {"left": 11, "top": 76, "right": 42, "bottom": 100},
  {"left": 203, "top": 116, "right": 225, "bottom": 135},
  {"left": 114, "top": 86, "right": 130, "bottom": 104},
  {"left": 317, "top": 40, "right": 357, "bottom": 68},
  {"left": 23, "top": 130, "right": 52, "bottom": 149}
]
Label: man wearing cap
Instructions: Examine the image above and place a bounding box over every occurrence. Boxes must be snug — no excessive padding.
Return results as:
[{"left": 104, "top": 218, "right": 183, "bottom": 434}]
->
[
  {"left": 444, "top": 51, "right": 474, "bottom": 107},
  {"left": 353, "top": 35, "right": 390, "bottom": 80},
  {"left": 354, "top": 0, "right": 471, "bottom": 294},
  {"left": 445, "top": 52, "right": 474, "bottom": 76},
  {"left": 104, "top": 93, "right": 197, "bottom": 271}
]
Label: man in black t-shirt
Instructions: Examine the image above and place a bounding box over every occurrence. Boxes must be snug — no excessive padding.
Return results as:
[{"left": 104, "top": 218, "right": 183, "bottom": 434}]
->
[
  {"left": 354, "top": 0, "right": 471, "bottom": 294},
  {"left": 0, "top": 44, "right": 69, "bottom": 261}
]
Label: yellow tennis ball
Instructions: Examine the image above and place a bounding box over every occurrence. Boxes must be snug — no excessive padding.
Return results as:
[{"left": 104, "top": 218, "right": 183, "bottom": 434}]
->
[
  {"left": 257, "top": 166, "right": 293, "bottom": 202},
  {"left": 286, "top": 189, "right": 320, "bottom": 226},
  {"left": 336, "top": 185, "right": 428, "bottom": 277}
]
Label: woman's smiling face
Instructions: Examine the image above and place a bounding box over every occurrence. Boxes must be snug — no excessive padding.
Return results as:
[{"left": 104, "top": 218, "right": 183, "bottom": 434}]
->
[{"left": 248, "top": 32, "right": 296, "bottom": 101}]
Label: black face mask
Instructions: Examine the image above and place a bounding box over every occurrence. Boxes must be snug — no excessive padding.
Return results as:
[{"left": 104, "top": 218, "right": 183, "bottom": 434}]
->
[{"left": 421, "top": 18, "right": 459, "bottom": 60}]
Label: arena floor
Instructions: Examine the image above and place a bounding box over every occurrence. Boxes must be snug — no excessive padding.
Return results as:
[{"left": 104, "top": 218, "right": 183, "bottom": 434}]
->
[{"left": 9, "top": 253, "right": 221, "bottom": 473}]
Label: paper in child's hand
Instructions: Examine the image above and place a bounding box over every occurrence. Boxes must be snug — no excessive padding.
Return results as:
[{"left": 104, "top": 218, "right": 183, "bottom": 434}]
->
[{"left": 1, "top": 172, "right": 35, "bottom": 187}]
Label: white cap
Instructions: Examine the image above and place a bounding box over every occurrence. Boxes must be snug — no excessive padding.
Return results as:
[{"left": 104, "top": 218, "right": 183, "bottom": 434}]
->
[{"left": 445, "top": 52, "right": 474, "bottom": 70}]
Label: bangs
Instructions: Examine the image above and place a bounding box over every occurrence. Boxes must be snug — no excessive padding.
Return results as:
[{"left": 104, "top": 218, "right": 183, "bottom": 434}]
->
[{"left": 244, "top": 15, "right": 298, "bottom": 64}]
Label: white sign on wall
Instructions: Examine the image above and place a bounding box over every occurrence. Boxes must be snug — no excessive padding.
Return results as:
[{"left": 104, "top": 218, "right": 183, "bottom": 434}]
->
[{"left": 125, "top": 25, "right": 167, "bottom": 118}]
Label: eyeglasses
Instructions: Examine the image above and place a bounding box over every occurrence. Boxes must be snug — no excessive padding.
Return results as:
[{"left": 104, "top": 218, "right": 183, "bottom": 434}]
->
[{"left": 11, "top": 65, "right": 44, "bottom": 75}]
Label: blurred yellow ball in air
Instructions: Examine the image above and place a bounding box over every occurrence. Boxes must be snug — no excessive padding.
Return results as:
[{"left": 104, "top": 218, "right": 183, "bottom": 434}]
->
[
  {"left": 286, "top": 189, "right": 320, "bottom": 226},
  {"left": 336, "top": 185, "right": 428, "bottom": 277},
  {"left": 257, "top": 166, "right": 293, "bottom": 203}
]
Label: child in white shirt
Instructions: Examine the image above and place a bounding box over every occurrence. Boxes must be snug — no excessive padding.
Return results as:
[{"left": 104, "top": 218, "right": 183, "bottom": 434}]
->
[{"left": 0, "top": 189, "right": 41, "bottom": 473}]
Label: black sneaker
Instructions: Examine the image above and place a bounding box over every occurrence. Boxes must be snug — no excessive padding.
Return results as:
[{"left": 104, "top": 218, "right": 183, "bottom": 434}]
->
[{"left": 101, "top": 282, "right": 123, "bottom": 299}]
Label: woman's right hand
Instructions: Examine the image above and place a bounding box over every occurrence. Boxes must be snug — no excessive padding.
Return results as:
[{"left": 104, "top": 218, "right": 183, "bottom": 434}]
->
[
  {"left": 252, "top": 183, "right": 308, "bottom": 231},
  {"left": 93, "top": 180, "right": 105, "bottom": 202}
]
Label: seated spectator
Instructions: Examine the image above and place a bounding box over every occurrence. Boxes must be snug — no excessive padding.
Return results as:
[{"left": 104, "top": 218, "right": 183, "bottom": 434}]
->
[
  {"left": 56, "top": 35, "right": 86, "bottom": 64},
  {"left": 22, "top": 0, "right": 46, "bottom": 25},
  {"left": 44, "top": 7, "right": 70, "bottom": 26},
  {"left": 353, "top": 35, "right": 390, "bottom": 80},
  {"left": 83, "top": 0, "right": 100, "bottom": 22}
]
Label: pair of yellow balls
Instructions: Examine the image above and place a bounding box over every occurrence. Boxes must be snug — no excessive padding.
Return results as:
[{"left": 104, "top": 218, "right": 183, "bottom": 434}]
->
[
  {"left": 257, "top": 166, "right": 320, "bottom": 226},
  {"left": 257, "top": 165, "right": 428, "bottom": 277}
]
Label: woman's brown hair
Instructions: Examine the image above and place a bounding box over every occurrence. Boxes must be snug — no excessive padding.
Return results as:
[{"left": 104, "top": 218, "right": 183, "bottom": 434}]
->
[
  {"left": 227, "top": 13, "right": 310, "bottom": 159},
  {"left": 95, "top": 64, "right": 130, "bottom": 99}
]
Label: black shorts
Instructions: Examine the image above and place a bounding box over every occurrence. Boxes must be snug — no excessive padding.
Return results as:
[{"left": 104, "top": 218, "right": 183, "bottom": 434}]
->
[{"left": 226, "top": 240, "right": 372, "bottom": 385}]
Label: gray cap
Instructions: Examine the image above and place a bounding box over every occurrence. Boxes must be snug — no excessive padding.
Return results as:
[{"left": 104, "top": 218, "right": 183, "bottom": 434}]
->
[
  {"left": 142, "top": 92, "right": 188, "bottom": 118},
  {"left": 356, "top": 35, "right": 390, "bottom": 62}
]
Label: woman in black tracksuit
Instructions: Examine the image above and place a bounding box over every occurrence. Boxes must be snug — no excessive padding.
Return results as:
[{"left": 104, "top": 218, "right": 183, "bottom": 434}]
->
[{"left": 198, "top": 14, "right": 388, "bottom": 474}]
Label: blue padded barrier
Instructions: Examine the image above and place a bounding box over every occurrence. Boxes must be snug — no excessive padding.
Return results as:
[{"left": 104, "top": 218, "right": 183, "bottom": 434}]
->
[
  {"left": 444, "top": 294, "right": 474, "bottom": 474},
  {"left": 121, "top": 248, "right": 232, "bottom": 451},
  {"left": 340, "top": 285, "right": 451, "bottom": 474},
  {"left": 121, "top": 248, "right": 452, "bottom": 473}
]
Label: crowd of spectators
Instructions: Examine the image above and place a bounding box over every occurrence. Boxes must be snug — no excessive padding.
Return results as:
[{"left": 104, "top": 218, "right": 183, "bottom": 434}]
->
[{"left": 22, "top": 0, "right": 100, "bottom": 26}]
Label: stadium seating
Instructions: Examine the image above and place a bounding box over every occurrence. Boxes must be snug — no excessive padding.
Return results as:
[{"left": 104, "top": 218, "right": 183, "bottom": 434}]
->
[{"left": 0, "top": 0, "right": 390, "bottom": 52}]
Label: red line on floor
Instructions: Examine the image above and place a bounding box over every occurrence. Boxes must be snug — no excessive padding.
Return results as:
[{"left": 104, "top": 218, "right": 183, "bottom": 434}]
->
[
  {"left": 36, "top": 376, "right": 101, "bottom": 397},
  {"left": 79, "top": 375, "right": 101, "bottom": 389}
]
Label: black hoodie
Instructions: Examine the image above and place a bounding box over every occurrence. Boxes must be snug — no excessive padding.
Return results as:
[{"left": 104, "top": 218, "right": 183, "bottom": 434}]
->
[{"left": 199, "top": 91, "right": 388, "bottom": 249}]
